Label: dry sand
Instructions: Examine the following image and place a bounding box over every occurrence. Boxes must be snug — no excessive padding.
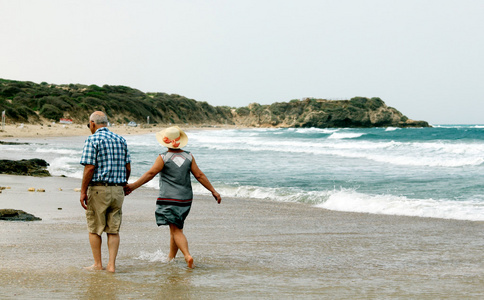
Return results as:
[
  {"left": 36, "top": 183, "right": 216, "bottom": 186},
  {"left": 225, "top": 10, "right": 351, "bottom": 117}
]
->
[{"left": 0, "top": 123, "right": 240, "bottom": 139}]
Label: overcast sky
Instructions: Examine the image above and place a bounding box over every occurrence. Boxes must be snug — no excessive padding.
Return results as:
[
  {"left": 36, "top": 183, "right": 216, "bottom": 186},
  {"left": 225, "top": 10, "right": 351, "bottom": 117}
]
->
[{"left": 1, "top": 0, "right": 483, "bottom": 124}]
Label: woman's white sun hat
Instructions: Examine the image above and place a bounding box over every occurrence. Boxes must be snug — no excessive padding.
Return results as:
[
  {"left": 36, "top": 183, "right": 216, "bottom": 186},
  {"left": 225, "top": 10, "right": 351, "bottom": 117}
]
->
[{"left": 156, "top": 126, "right": 188, "bottom": 149}]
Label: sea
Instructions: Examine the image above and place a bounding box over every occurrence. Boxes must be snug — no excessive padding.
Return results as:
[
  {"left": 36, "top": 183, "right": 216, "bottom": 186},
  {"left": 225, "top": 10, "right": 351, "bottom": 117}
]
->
[{"left": 2, "top": 124, "right": 484, "bottom": 222}]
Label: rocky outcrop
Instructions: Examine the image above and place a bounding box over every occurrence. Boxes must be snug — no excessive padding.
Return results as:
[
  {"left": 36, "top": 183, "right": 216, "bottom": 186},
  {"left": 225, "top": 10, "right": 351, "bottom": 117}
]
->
[
  {"left": 231, "top": 97, "right": 430, "bottom": 128},
  {"left": 0, "top": 209, "right": 42, "bottom": 221},
  {"left": 0, "top": 159, "right": 51, "bottom": 176}
]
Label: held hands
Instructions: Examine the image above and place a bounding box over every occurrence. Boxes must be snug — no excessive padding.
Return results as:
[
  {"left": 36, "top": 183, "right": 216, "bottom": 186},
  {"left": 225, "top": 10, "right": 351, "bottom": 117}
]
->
[{"left": 124, "top": 184, "right": 134, "bottom": 196}]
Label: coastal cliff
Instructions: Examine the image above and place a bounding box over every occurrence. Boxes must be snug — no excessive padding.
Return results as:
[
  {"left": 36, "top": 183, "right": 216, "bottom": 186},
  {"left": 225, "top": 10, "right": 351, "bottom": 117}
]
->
[
  {"left": 233, "top": 97, "right": 429, "bottom": 128},
  {"left": 0, "top": 79, "right": 429, "bottom": 128}
]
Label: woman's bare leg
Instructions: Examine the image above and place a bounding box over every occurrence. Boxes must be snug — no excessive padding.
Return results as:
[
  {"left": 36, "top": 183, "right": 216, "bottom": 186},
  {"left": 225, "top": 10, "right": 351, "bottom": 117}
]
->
[
  {"left": 168, "top": 233, "right": 179, "bottom": 261},
  {"left": 169, "top": 223, "right": 194, "bottom": 268}
]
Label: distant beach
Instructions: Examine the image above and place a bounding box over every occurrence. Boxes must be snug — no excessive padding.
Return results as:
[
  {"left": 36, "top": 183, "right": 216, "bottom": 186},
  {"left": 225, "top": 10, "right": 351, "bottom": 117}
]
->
[
  {"left": 0, "top": 122, "right": 244, "bottom": 139},
  {"left": 1, "top": 174, "right": 484, "bottom": 298}
]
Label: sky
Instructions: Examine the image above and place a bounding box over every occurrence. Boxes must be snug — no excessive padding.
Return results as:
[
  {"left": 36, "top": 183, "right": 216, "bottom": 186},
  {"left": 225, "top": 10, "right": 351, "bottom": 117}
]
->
[{"left": 1, "top": 0, "right": 483, "bottom": 124}]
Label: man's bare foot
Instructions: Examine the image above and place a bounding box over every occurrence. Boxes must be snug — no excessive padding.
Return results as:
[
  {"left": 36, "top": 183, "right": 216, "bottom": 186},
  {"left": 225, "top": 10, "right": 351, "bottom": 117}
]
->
[
  {"left": 185, "top": 256, "right": 194, "bottom": 268},
  {"left": 84, "top": 264, "right": 104, "bottom": 271},
  {"left": 106, "top": 263, "right": 115, "bottom": 273}
]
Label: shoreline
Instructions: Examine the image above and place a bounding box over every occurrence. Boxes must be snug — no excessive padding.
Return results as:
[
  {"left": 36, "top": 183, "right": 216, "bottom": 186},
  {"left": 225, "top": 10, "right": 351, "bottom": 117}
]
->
[
  {"left": 0, "top": 123, "right": 243, "bottom": 139},
  {"left": 1, "top": 174, "right": 484, "bottom": 298}
]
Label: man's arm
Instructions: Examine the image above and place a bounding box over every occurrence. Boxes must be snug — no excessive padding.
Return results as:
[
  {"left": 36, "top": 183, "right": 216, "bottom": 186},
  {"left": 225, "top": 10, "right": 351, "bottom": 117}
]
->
[
  {"left": 125, "top": 162, "right": 131, "bottom": 182},
  {"left": 80, "top": 164, "right": 95, "bottom": 210}
]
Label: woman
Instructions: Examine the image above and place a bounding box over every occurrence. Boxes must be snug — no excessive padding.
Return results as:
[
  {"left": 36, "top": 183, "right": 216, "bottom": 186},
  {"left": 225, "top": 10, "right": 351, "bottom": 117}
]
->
[{"left": 125, "top": 126, "right": 221, "bottom": 268}]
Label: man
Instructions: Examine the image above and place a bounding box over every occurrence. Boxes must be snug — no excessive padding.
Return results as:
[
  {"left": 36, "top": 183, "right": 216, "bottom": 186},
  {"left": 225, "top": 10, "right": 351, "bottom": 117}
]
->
[{"left": 80, "top": 111, "right": 131, "bottom": 273}]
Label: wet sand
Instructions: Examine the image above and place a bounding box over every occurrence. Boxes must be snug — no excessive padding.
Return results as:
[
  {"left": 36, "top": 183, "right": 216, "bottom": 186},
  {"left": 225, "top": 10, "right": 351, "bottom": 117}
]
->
[{"left": 1, "top": 174, "right": 484, "bottom": 299}]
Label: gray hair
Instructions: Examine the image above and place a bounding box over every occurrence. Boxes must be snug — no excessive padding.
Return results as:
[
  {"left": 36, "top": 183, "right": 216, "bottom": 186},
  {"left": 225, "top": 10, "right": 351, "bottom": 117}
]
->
[{"left": 90, "top": 111, "right": 108, "bottom": 125}]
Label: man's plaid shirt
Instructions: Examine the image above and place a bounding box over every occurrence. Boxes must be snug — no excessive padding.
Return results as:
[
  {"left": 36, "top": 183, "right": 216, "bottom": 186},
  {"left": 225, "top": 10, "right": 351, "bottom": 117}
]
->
[{"left": 80, "top": 127, "right": 131, "bottom": 183}]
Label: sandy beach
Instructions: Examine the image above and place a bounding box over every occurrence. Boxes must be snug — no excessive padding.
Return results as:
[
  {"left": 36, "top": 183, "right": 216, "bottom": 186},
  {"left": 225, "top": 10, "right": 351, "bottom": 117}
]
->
[
  {"left": 1, "top": 174, "right": 483, "bottom": 299},
  {"left": 0, "top": 123, "right": 239, "bottom": 139}
]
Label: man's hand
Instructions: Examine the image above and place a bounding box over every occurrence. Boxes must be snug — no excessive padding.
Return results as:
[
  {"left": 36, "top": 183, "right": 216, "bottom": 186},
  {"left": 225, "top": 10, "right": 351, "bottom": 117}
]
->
[
  {"left": 80, "top": 192, "right": 88, "bottom": 210},
  {"left": 124, "top": 184, "right": 133, "bottom": 196}
]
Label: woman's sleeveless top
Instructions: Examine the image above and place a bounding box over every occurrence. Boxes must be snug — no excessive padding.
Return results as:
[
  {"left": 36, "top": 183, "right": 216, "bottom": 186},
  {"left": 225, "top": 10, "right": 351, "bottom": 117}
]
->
[{"left": 157, "top": 151, "right": 193, "bottom": 206}]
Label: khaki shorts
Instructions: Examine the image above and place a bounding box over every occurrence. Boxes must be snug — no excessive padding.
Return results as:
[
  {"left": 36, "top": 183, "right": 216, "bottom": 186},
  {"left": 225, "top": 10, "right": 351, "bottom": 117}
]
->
[{"left": 86, "top": 185, "right": 124, "bottom": 235}]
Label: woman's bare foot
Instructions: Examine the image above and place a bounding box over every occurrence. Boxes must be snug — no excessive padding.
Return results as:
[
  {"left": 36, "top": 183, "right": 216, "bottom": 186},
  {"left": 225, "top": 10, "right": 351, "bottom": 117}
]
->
[
  {"left": 106, "top": 263, "right": 115, "bottom": 273},
  {"left": 185, "top": 256, "right": 194, "bottom": 268},
  {"left": 84, "top": 264, "right": 104, "bottom": 271}
]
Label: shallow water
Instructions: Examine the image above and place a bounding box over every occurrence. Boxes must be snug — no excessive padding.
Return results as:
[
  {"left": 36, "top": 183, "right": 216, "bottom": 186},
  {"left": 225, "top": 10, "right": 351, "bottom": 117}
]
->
[{"left": 1, "top": 175, "right": 484, "bottom": 299}]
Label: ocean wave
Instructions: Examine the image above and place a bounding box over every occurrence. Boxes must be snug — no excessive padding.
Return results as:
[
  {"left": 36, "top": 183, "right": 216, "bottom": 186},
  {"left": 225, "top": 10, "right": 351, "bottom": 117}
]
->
[
  {"left": 327, "top": 132, "right": 366, "bottom": 139},
  {"left": 317, "top": 189, "right": 484, "bottom": 221},
  {"left": 193, "top": 184, "right": 484, "bottom": 221},
  {"left": 36, "top": 148, "right": 81, "bottom": 155},
  {"left": 193, "top": 138, "right": 484, "bottom": 167},
  {"left": 295, "top": 128, "right": 338, "bottom": 134}
]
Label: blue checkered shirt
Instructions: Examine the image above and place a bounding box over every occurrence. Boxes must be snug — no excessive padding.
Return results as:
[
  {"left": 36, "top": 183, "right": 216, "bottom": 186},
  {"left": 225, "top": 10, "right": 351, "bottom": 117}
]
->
[{"left": 80, "top": 127, "right": 131, "bottom": 184}]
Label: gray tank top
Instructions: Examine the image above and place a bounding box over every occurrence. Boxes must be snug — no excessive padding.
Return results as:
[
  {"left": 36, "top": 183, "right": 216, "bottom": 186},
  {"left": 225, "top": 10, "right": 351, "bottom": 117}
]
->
[{"left": 158, "top": 151, "right": 193, "bottom": 201}]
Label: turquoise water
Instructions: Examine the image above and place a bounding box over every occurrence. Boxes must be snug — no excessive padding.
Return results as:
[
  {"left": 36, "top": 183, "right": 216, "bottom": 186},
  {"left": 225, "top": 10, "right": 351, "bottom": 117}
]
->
[{"left": 3, "top": 125, "right": 484, "bottom": 221}]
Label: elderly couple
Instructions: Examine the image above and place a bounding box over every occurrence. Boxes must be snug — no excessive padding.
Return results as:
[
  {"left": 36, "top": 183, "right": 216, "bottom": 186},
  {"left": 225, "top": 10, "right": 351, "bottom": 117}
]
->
[{"left": 80, "top": 111, "right": 221, "bottom": 272}]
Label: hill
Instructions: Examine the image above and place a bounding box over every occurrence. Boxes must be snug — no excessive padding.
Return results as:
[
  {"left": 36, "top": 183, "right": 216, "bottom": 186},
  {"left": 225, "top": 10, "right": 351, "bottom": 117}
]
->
[{"left": 0, "top": 79, "right": 429, "bottom": 128}]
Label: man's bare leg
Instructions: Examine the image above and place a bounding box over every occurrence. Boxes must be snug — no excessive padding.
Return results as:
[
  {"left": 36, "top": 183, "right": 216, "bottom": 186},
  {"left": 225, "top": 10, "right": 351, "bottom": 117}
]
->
[
  {"left": 106, "top": 233, "right": 120, "bottom": 273},
  {"left": 169, "top": 224, "right": 194, "bottom": 268},
  {"left": 168, "top": 234, "right": 179, "bottom": 261},
  {"left": 86, "top": 233, "right": 103, "bottom": 270}
]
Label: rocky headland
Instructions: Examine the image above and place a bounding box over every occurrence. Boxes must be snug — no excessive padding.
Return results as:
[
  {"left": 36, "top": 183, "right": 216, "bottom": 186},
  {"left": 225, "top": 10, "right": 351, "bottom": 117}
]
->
[{"left": 0, "top": 78, "right": 430, "bottom": 128}]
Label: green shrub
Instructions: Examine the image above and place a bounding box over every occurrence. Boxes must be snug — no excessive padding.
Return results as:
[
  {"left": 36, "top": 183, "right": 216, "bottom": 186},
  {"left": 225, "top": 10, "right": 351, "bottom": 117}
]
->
[
  {"left": 236, "top": 107, "right": 250, "bottom": 116},
  {"left": 40, "top": 104, "right": 63, "bottom": 120}
]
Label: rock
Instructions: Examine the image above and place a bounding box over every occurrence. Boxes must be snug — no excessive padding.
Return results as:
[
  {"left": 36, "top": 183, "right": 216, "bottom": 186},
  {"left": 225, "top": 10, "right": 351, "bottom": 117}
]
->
[
  {"left": 232, "top": 97, "right": 431, "bottom": 128},
  {"left": 0, "top": 141, "right": 30, "bottom": 145},
  {"left": 0, "top": 209, "right": 42, "bottom": 221},
  {"left": 0, "top": 159, "right": 51, "bottom": 177}
]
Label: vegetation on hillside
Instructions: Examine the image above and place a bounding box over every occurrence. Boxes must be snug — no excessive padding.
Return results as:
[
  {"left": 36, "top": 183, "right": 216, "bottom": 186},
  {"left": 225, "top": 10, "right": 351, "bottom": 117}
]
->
[
  {"left": 0, "top": 79, "right": 232, "bottom": 125},
  {"left": 0, "top": 79, "right": 429, "bottom": 128}
]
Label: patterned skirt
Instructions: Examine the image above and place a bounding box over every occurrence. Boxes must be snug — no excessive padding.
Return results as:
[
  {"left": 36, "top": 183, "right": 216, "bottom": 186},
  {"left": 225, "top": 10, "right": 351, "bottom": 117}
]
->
[{"left": 155, "top": 198, "right": 192, "bottom": 229}]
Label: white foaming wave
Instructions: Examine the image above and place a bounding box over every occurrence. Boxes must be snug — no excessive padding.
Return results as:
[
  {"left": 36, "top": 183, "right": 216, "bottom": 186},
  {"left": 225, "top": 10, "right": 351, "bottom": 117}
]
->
[
  {"left": 199, "top": 138, "right": 484, "bottom": 167},
  {"left": 328, "top": 132, "right": 366, "bottom": 139},
  {"left": 36, "top": 148, "right": 81, "bottom": 155},
  {"left": 385, "top": 127, "right": 399, "bottom": 131},
  {"left": 295, "top": 128, "right": 338, "bottom": 134},
  {"left": 316, "top": 189, "right": 484, "bottom": 221},
  {"left": 194, "top": 184, "right": 484, "bottom": 221},
  {"left": 192, "top": 184, "right": 330, "bottom": 205},
  {"left": 363, "top": 153, "right": 484, "bottom": 167},
  {"left": 136, "top": 249, "right": 169, "bottom": 262},
  {"left": 48, "top": 156, "right": 84, "bottom": 178}
]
